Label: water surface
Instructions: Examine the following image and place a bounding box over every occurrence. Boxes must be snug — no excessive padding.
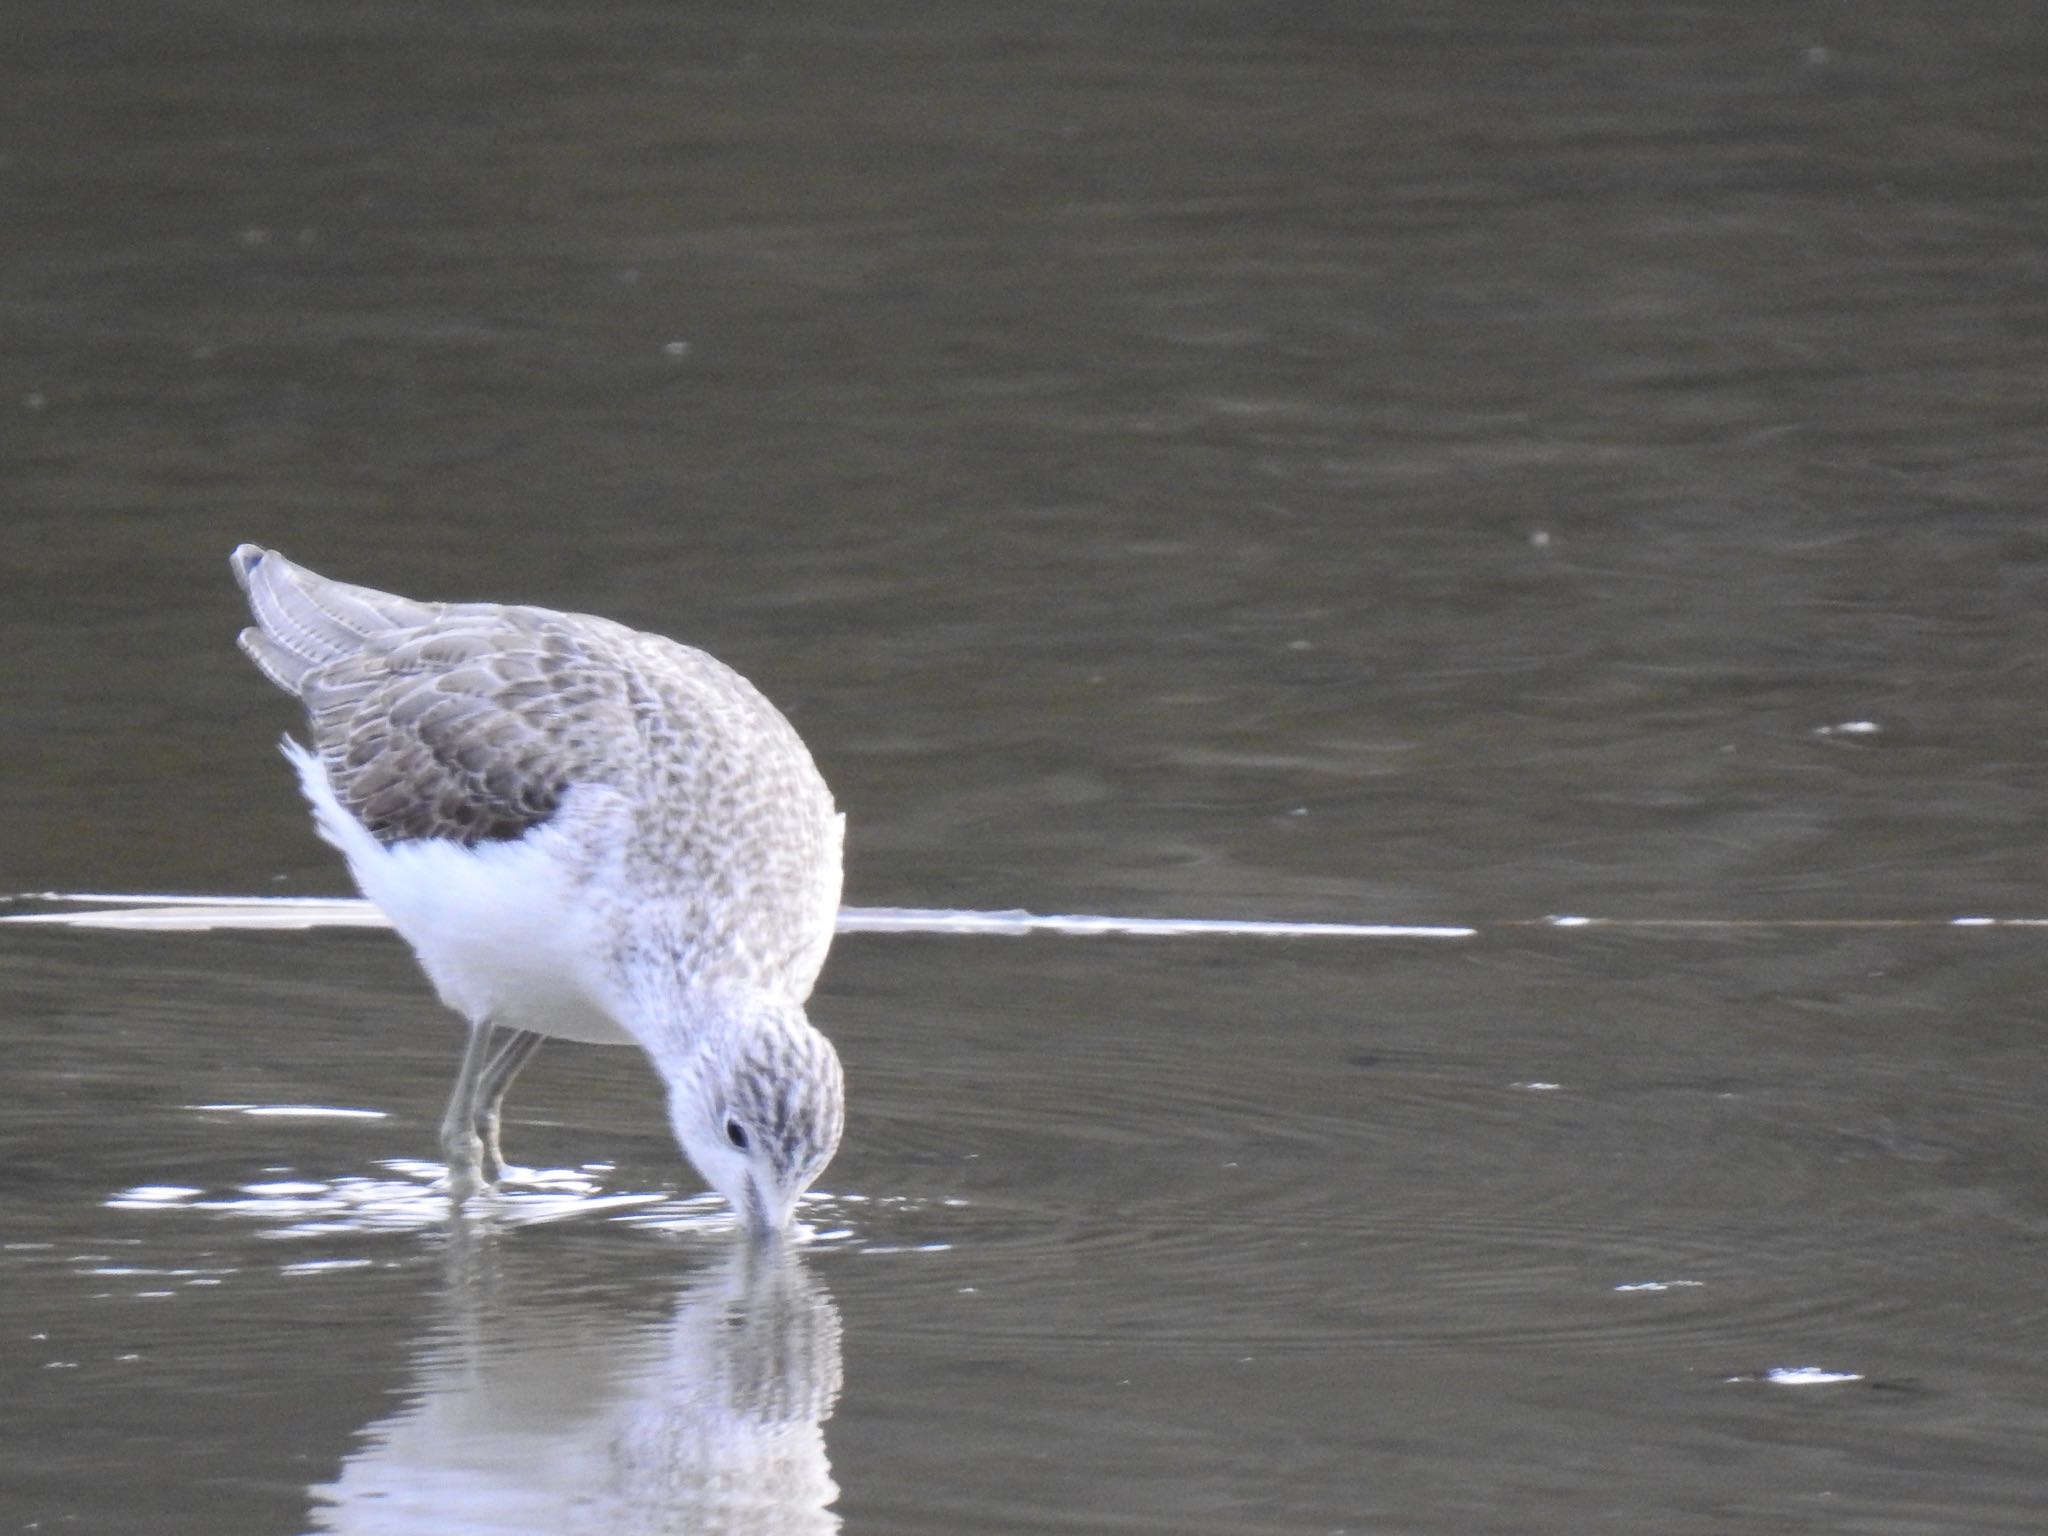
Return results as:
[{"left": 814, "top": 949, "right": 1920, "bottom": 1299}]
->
[{"left": 5, "top": 1, "right": 2048, "bottom": 1531}]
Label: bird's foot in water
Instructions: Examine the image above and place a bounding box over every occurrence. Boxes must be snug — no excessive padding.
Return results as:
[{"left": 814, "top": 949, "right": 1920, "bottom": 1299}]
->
[{"left": 439, "top": 1129, "right": 491, "bottom": 1203}]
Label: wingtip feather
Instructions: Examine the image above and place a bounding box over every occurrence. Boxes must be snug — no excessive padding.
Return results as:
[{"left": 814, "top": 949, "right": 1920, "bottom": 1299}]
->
[
  {"left": 237, "top": 625, "right": 313, "bottom": 695},
  {"left": 228, "top": 543, "right": 270, "bottom": 594}
]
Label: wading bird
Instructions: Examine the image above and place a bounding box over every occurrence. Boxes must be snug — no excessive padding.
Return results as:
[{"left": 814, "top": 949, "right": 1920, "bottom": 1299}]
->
[{"left": 231, "top": 546, "right": 845, "bottom": 1235}]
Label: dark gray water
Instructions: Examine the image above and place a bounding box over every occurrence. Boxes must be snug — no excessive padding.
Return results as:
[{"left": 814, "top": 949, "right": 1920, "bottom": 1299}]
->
[{"left": 7, "top": 2, "right": 2048, "bottom": 1531}]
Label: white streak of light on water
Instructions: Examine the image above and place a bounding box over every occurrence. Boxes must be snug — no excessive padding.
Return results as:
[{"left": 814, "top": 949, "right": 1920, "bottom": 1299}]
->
[{"left": 1, "top": 892, "right": 1476, "bottom": 939}]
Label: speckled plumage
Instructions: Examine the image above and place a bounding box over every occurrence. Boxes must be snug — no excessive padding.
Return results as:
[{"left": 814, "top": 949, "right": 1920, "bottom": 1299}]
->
[{"left": 230, "top": 545, "right": 846, "bottom": 1230}]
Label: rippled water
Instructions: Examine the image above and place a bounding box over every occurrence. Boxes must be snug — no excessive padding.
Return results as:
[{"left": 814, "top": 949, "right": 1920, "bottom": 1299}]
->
[
  {"left": 11, "top": 915, "right": 2048, "bottom": 1530},
  {"left": 8, "top": 0, "right": 2048, "bottom": 1531}
]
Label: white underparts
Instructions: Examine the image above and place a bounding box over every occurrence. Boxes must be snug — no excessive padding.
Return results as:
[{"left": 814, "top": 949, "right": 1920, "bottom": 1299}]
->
[{"left": 283, "top": 738, "right": 634, "bottom": 1046}]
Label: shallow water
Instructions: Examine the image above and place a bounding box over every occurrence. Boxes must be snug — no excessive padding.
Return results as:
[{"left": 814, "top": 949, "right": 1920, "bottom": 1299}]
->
[
  {"left": 7, "top": 1, "right": 2048, "bottom": 1531},
  {"left": 10, "top": 920, "right": 2048, "bottom": 1531}
]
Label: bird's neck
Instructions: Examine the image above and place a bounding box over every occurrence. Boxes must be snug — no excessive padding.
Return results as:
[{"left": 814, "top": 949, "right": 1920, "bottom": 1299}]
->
[{"left": 615, "top": 975, "right": 758, "bottom": 1080}]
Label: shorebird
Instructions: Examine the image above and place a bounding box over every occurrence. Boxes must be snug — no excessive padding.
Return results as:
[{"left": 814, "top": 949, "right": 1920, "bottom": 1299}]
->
[{"left": 230, "top": 545, "right": 845, "bottom": 1235}]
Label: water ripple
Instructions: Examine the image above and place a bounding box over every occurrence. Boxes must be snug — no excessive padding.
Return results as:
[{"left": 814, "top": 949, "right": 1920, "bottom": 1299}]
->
[{"left": 104, "top": 1161, "right": 957, "bottom": 1259}]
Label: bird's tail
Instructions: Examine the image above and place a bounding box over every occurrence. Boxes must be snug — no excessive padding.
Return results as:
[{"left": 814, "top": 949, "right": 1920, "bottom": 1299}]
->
[{"left": 230, "top": 544, "right": 439, "bottom": 696}]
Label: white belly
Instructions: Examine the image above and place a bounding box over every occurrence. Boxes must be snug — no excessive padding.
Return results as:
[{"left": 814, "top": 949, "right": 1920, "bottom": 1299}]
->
[
  {"left": 370, "top": 834, "right": 633, "bottom": 1047},
  {"left": 288, "top": 743, "right": 634, "bottom": 1047}
]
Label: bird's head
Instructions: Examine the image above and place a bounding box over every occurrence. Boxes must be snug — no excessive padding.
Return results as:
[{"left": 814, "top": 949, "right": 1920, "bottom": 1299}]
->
[{"left": 665, "top": 995, "right": 844, "bottom": 1238}]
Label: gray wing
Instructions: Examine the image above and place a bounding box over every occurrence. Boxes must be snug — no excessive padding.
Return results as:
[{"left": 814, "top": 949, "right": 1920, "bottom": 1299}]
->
[
  {"left": 231, "top": 543, "right": 445, "bottom": 694},
  {"left": 233, "top": 545, "right": 633, "bottom": 848},
  {"left": 296, "top": 614, "right": 638, "bottom": 846}
]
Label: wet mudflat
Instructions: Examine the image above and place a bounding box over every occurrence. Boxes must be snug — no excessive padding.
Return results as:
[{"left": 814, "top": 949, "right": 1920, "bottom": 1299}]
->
[{"left": 6, "top": 2, "right": 2048, "bottom": 1532}]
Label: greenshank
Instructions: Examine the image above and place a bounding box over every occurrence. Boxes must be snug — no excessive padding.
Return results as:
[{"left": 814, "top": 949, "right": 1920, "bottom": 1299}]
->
[{"left": 230, "top": 545, "right": 844, "bottom": 1235}]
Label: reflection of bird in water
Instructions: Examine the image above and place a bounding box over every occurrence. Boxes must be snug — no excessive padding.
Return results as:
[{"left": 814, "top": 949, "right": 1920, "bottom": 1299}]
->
[
  {"left": 231, "top": 546, "right": 845, "bottom": 1233},
  {"left": 594, "top": 1248, "right": 843, "bottom": 1532},
  {"left": 308, "top": 1242, "right": 843, "bottom": 1535}
]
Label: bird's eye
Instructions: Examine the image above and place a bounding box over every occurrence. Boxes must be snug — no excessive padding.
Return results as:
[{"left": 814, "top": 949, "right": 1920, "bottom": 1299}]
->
[{"left": 724, "top": 1118, "right": 750, "bottom": 1151}]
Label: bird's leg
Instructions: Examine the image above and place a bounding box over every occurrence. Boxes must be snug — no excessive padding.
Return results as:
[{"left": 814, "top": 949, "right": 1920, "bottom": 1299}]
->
[
  {"left": 440, "top": 1019, "right": 498, "bottom": 1201},
  {"left": 473, "top": 1029, "right": 545, "bottom": 1186}
]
